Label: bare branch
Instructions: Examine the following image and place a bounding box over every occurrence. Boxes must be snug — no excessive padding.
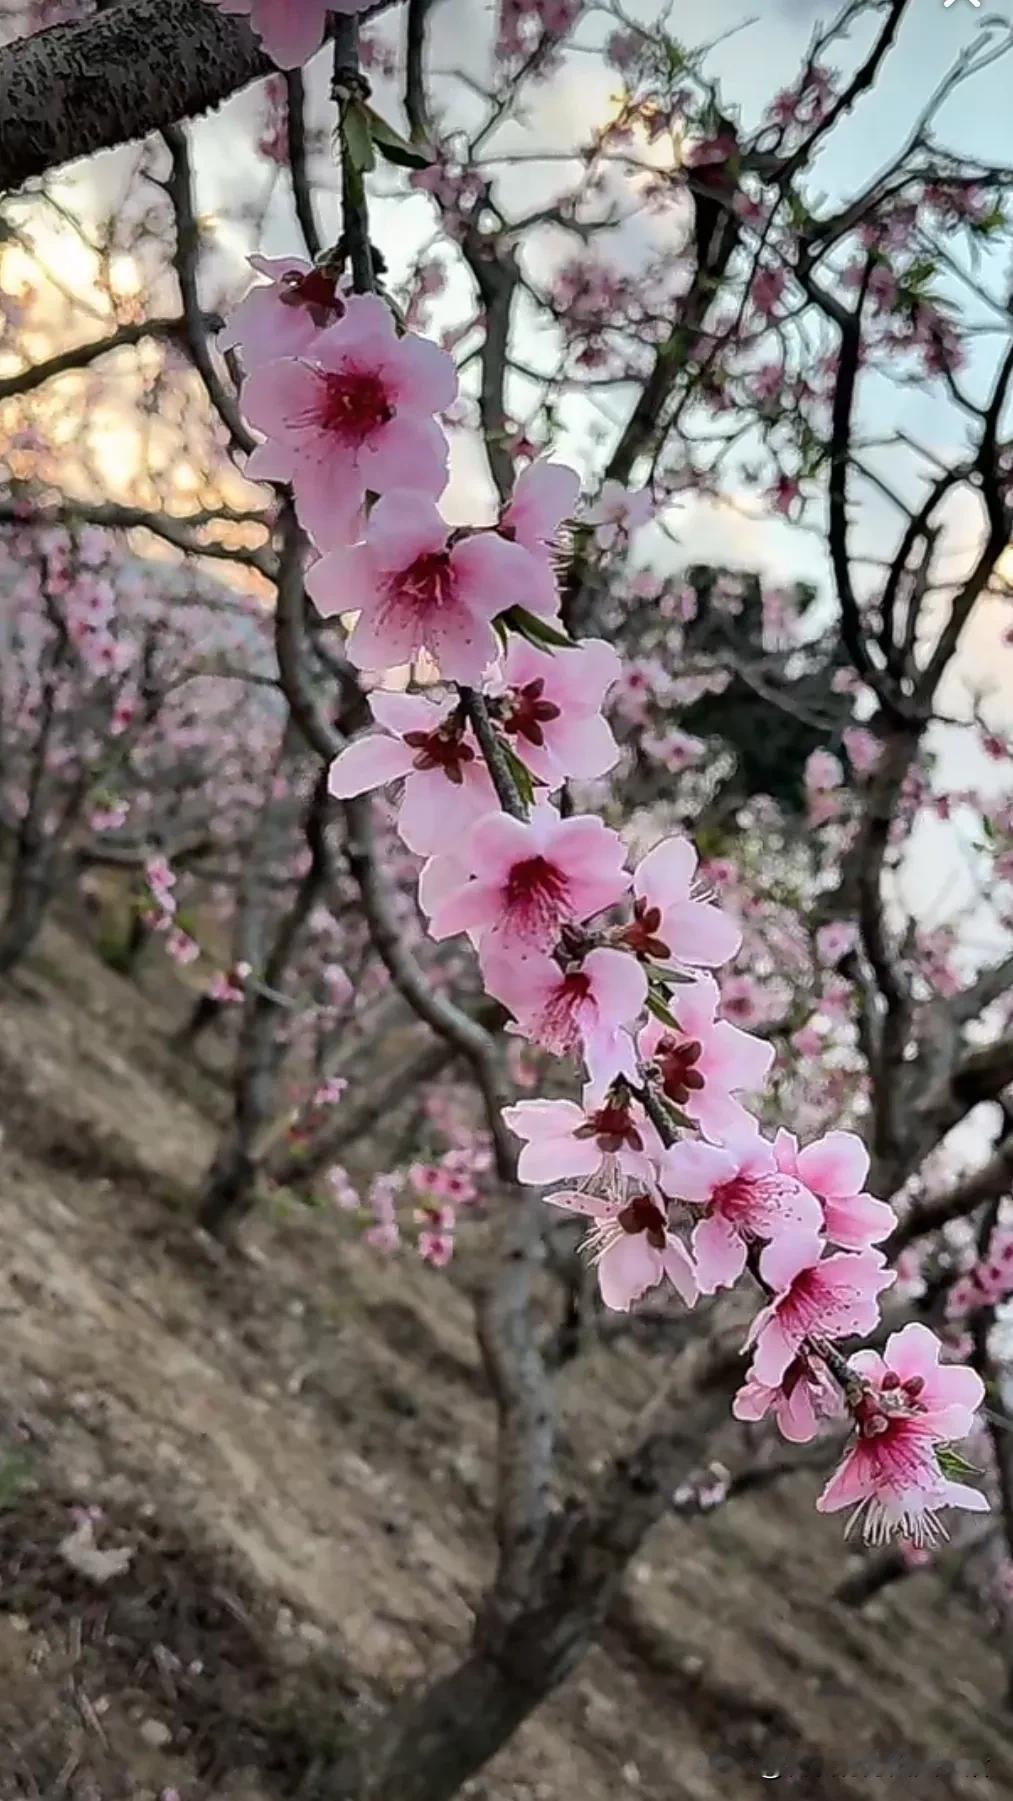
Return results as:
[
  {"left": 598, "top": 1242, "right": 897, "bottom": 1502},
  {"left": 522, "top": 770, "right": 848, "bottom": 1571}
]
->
[
  {"left": 0, "top": 314, "right": 219, "bottom": 403},
  {"left": 161, "top": 122, "right": 255, "bottom": 454},
  {"left": 284, "top": 70, "right": 323, "bottom": 261}
]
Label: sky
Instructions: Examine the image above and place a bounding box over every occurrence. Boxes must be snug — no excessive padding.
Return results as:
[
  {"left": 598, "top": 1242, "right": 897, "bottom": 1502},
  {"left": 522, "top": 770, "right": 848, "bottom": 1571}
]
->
[{"left": 5, "top": 0, "right": 1013, "bottom": 932}]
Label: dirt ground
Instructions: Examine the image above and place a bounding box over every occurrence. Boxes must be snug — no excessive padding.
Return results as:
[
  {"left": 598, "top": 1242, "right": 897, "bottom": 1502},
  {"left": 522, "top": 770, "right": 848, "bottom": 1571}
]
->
[{"left": 0, "top": 914, "right": 1010, "bottom": 1801}]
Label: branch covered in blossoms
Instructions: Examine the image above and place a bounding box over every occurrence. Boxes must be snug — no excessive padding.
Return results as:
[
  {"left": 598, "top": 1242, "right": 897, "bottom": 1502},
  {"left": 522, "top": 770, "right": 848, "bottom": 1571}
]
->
[{"left": 223, "top": 93, "right": 988, "bottom": 1548}]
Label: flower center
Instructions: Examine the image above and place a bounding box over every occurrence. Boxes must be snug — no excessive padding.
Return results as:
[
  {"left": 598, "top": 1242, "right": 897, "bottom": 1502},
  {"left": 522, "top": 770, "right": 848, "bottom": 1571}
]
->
[
  {"left": 536, "top": 971, "right": 592, "bottom": 1056},
  {"left": 279, "top": 267, "right": 344, "bottom": 329},
  {"left": 403, "top": 724, "right": 475, "bottom": 785},
  {"left": 504, "top": 855, "right": 571, "bottom": 938},
  {"left": 619, "top": 895, "right": 671, "bottom": 960},
  {"left": 503, "top": 678, "right": 561, "bottom": 749},
  {"left": 317, "top": 365, "right": 394, "bottom": 447},
  {"left": 655, "top": 1034, "right": 705, "bottom": 1104},
  {"left": 390, "top": 550, "right": 456, "bottom": 621},
  {"left": 617, "top": 1192, "right": 667, "bottom": 1248},
  {"left": 575, "top": 1100, "right": 644, "bottom": 1156}
]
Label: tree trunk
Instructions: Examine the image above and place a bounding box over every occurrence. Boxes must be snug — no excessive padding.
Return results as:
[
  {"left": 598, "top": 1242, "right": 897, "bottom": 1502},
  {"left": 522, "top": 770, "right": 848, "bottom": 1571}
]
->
[
  {"left": 196, "top": 996, "right": 283, "bottom": 1234},
  {"left": 311, "top": 1386, "right": 734, "bottom": 1801},
  {"left": 0, "top": 843, "right": 57, "bottom": 975},
  {"left": 198, "top": 764, "right": 330, "bottom": 1235}
]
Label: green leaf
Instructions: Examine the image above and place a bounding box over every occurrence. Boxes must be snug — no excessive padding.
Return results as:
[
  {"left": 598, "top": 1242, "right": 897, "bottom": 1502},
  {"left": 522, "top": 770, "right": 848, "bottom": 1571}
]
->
[
  {"left": 500, "top": 740, "right": 537, "bottom": 808},
  {"left": 646, "top": 992, "right": 681, "bottom": 1031},
  {"left": 365, "top": 105, "right": 434, "bottom": 170},
  {"left": 343, "top": 100, "right": 376, "bottom": 176},
  {"left": 500, "top": 605, "right": 575, "bottom": 650},
  {"left": 937, "top": 1446, "right": 985, "bottom": 1481}
]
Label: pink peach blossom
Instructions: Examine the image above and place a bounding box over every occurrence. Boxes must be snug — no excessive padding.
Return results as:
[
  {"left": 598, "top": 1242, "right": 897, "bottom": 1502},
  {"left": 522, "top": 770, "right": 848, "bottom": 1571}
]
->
[
  {"left": 326, "top": 690, "right": 497, "bottom": 856},
  {"left": 242, "top": 296, "right": 455, "bottom": 546},
  {"left": 585, "top": 479, "right": 653, "bottom": 548},
  {"left": 623, "top": 837, "right": 741, "bottom": 970},
  {"left": 496, "top": 637, "right": 620, "bottom": 786},
  {"left": 308, "top": 492, "right": 531, "bottom": 682},
  {"left": 429, "top": 803, "right": 630, "bottom": 954},
  {"left": 660, "top": 1129, "right": 822, "bottom": 1293},
  {"left": 746, "top": 1232, "right": 896, "bottom": 1387},
  {"left": 497, "top": 460, "right": 579, "bottom": 617},
  {"left": 848, "top": 1322, "right": 985, "bottom": 1441},
  {"left": 818, "top": 1324, "right": 987, "bottom": 1543},
  {"left": 501, "top": 460, "right": 580, "bottom": 551},
  {"left": 545, "top": 1183, "right": 697, "bottom": 1312},
  {"left": 221, "top": 256, "right": 346, "bottom": 368},
  {"left": 637, "top": 974, "right": 773, "bottom": 1142},
  {"left": 773, "top": 1129, "right": 895, "bottom": 1251},
  {"left": 502, "top": 1088, "right": 657, "bottom": 1186},
  {"left": 733, "top": 1352, "right": 840, "bottom": 1444},
  {"left": 815, "top": 920, "right": 858, "bottom": 964},
  {"left": 483, "top": 944, "right": 646, "bottom": 1094}
]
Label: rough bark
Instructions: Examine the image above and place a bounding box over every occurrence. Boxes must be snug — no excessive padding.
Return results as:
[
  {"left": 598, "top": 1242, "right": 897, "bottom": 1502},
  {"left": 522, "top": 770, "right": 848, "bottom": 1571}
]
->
[
  {"left": 0, "top": 0, "right": 400, "bottom": 195},
  {"left": 0, "top": 1, "right": 271, "bottom": 193}
]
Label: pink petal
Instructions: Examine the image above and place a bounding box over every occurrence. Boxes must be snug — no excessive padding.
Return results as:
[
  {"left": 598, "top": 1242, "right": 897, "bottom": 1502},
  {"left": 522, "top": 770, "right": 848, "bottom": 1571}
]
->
[
  {"left": 759, "top": 1229, "right": 825, "bottom": 1294},
  {"left": 369, "top": 691, "right": 448, "bottom": 737},
  {"left": 506, "top": 460, "right": 581, "bottom": 543},
  {"left": 598, "top": 1235, "right": 662, "bottom": 1312},
  {"left": 428, "top": 878, "right": 501, "bottom": 941},
  {"left": 304, "top": 545, "right": 376, "bottom": 619},
  {"left": 360, "top": 412, "right": 449, "bottom": 497},
  {"left": 796, "top": 1131, "right": 869, "bottom": 1199},
  {"left": 817, "top": 1446, "right": 874, "bottom": 1514},
  {"left": 544, "top": 1189, "right": 614, "bottom": 1221},
  {"left": 582, "top": 947, "right": 647, "bottom": 1027},
  {"left": 660, "top": 898, "right": 741, "bottom": 967},
  {"left": 241, "top": 357, "right": 320, "bottom": 439},
  {"left": 502, "top": 1097, "right": 586, "bottom": 1139},
  {"left": 425, "top": 606, "right": 500, "bottom": 686},
  {"left": 251, "top": 0, "right": 329, "bottom": 66},
  {"left": 290, "top": 456, "right": 366, "bottom": 550},
  {"left": 938, "top": 1479, "right": 989, "bottom": 1515},
  {"left": 672, "top": 973, "right": 721, "bottom": 1037},
  {"left": 822, "top": 1190, "right": 895, "bottom": 1250},
  {"left": 451, "top": 532, "right": 538, "bottom": 621},
  {"left": 518, "top": 1135, "right": 601, "bottom": 1185},
  {"left": 659, "top": 1138, "right": 737, "bottom": 1204},
  {"left": 750, "top": 1316, "right": 798, "bottom": 1387},
  {"left": 635, "top": 836, "right": 696, "bottom": 908},
  {"left": 882, "top": 1323, "right": 941, "bottom": 1388},
  {"left": 366, "top": 491, "right": 448, "bottom": 568},
  {"left": 389, "top": 327, "right": 460, "bottom": 414},
  {"left": 692, "top": 1213, "right": 746, "bottom": 1293},
  {"left": 398, "top": 765, "right": 496, "bottom": 858},
  {"left": 663, "top": 1237, "right": 698, "bottom": 1305},
  {"left": 702, "top": 1019, "right": 774, "bottom": 1095},
  {"left": 314, "top": 294, "right": 395, "bottom": 365},
  {"left": 465, "top": 811, "right": 538, "bottom": 881},
  {"left": 327, "top": 735, "right": 414, "bottom": 798}
]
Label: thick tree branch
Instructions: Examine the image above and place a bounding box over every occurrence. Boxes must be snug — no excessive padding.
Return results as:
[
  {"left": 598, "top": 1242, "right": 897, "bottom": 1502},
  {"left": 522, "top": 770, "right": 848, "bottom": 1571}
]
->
[
  {"left": 0, "top": 0, "right": 272, "bottom": 193},
  {"left": 887, "top": 1133, "right": 1013, "bottom": 1253},
  {"left": 0, "top": 0, "right": 398, "bottom": 194}
]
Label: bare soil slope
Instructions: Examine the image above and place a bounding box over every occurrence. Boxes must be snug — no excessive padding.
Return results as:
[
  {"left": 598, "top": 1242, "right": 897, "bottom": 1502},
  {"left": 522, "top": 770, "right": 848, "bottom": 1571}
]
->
[{"left": 0, "top": 917, "right": 1008, "bottom": 1801}]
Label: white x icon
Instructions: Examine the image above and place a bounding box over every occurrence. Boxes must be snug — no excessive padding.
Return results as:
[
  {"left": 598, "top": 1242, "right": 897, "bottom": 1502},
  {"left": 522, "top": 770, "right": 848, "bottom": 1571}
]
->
[{"left": 943, "top": 0, "right": 982, "bottom": 8}]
